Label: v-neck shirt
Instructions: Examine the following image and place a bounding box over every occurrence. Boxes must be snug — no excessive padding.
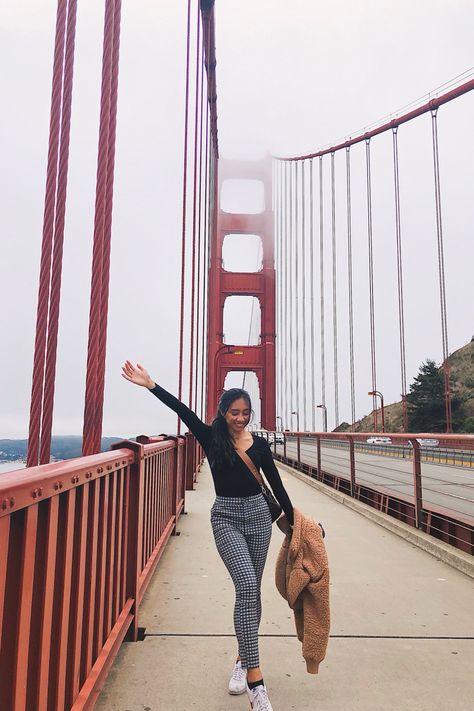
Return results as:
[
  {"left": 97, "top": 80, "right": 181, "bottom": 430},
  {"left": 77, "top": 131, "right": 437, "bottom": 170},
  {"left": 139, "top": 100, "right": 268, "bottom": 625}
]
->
[{"left": 150, "top": 383, "right": 294, "bottom": 524}]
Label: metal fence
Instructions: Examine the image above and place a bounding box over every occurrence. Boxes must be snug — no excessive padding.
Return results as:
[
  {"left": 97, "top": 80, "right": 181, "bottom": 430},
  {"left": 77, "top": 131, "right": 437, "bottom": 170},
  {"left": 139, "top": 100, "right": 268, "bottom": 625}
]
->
[
  {"left": 264, "top": 431, "right": 474, "bottom": 556},
  {"left": 0, "top": 433, "right": 201, "bottom": 711}
]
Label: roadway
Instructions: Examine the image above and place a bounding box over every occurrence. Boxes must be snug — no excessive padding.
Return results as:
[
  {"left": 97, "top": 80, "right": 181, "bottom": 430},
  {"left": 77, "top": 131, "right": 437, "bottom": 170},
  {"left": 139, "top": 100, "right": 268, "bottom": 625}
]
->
[{"left": 275, "top": 441, "right": 474, "bottom": 522}]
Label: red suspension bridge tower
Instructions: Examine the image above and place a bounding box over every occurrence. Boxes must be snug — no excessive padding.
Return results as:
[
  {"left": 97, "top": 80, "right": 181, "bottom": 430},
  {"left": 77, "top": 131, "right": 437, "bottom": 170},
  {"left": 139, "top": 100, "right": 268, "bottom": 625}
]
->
[{"left": 206, "top": 157, "right": 276, "bottom": 428}]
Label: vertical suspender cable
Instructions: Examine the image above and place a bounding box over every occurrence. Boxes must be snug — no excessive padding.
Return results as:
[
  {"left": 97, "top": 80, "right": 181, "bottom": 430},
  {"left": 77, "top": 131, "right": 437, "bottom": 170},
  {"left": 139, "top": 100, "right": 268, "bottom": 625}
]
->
[
  {"left": 331, "top": 151, "right": 339, "bottom": 426},
  {"left": 272, "top": 161, "right": 277, "bottom": 414},
  {"left": 27, "top": 0, "right": 70, "bottom": 467},
  {"left": 194, "top": 47, "right": 205, "bottom": 414},
  {"left": 294, "top": 161, "right": 300, "bottom": 428},
  {"left": 279, "top": 161, "right": 285, "bottom": 429},
  {"left": 203, "top": 111, "right": 213, "bottom": 419},
  {"left": 431, "top": 109, "right": 452, "bottom": 432},
  {"left": 289, "top": 162, "right": 294, "bottom": 426},
  {"left": 309, "top": 159, "right": 316, "bottom": 431},
  {"left": 365, "top": 138, "right": 378, "bottom": 430},
  {"left": 200, "top": 100, "right": 210, "bottom": 419},
  {"left": 188, "top": 4, "right": 201, "bottom": 409},
  {"left": 301, "top": 161, "right": 307, "bottom": 430},
  {"left": 177, "top": 0, "right": 193, "bottom": 433},
  {"left": 276, "top": 161, "right": 282, "bottom": 428},
  {"left": 284, "top": 162, "right": 289, "bottom": 428},
  {"left": 319, "top": 157, "right": 326, "bottom": 427},
  {"left": 83, "top": 0, "right": 122, "bottom": 456},
  {"left": 346, "top": 146, "right": 356, "bottom": 430},
  {"left": 392, "top": 127, "right": 408, "bottom": 432}
]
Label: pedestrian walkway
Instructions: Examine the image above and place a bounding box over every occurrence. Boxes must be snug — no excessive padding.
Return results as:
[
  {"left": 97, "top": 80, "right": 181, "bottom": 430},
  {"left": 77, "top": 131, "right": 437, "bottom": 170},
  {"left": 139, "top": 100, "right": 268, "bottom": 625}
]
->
[{"left": 95, "top": 462, "right": 474, "bottom": 711}]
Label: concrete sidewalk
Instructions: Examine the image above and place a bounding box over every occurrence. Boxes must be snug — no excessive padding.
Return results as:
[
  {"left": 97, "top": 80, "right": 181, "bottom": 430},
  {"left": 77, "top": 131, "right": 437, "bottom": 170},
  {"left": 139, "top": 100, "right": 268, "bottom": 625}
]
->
[{"left": 96, "top": 462, "right": 474, "bottom": 711}]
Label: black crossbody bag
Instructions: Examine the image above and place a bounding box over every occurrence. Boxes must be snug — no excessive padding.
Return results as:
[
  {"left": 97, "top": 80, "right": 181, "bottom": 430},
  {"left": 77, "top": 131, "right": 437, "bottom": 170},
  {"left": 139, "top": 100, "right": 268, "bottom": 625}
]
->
[{"left": 235, "top": 448, "right": 282, "bottom": 523}]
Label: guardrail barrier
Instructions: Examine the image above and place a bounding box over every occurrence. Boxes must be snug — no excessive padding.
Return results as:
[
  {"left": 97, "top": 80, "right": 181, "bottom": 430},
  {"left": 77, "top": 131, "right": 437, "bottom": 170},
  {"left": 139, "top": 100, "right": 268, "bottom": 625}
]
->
[
  {"left": 263, "top": 431, "right": 474, "bottom": 556},
  {"left": 0, "top": 433, "right": 201, "bottom": 711}
]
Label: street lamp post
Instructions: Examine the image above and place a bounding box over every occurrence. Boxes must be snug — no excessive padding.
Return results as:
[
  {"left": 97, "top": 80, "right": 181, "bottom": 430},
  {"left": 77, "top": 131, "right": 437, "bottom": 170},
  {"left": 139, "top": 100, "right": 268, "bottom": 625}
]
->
[
  {"left": 291, "top": 411, "right": 300, "bottom": 432},
  {"left": 316, "top": 404, "right": 327, "bottom": 432},
  {"left": 368, "top": 390, "right": 385, "bottom": 433}
]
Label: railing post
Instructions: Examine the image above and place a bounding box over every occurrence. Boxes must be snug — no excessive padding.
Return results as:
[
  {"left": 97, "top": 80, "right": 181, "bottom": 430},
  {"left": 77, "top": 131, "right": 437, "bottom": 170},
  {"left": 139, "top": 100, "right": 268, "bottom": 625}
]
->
[
  {"left": 160, "top": 436, "right": 180, "bottom": 532},
  {"left": 297, "top": 434, "right": 301, "bottom": 467},
  {"left": 194, "top": 439, "right": 199, "bottom": 482},
  {"left": 111, "top": 439, "right": 145, "bottom": 642},
  {"left": 185, "top": 432, "right": 195, "bottom": 490},
  {"left": 316, "top": 435, "right": 321, "bottom": 479},
  {"left": 176, "top": 435, "right": 187, "bottom": 507},
  {"left": 411, "top": 438, "right": 423, "bottom": 529},
  {"left": 283, "top": 432, "right": 287, "bottom": 459},
  {"left": 348, "top": 436, "right": 356, "bottom": 497}
]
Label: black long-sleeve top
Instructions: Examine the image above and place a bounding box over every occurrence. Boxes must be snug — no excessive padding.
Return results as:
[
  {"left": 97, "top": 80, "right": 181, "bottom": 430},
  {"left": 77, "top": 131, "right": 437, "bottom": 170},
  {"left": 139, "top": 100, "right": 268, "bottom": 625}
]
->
[{"left": 150, "top": 383, "right": 294, "bottom": 524}]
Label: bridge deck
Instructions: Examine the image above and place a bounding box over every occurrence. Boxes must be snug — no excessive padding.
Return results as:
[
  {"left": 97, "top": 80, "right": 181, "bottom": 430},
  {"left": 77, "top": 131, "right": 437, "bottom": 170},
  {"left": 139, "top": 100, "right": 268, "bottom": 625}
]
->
[{"left": 95, "top": 462, "right": 474, "bottom": 711}]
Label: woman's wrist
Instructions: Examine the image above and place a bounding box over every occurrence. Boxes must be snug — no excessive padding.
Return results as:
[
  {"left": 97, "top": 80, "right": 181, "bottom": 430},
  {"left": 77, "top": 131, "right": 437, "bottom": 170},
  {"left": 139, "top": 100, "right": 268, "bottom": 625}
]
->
[{"left": 145, "top": 378, "right": 155, "bottom": 389}]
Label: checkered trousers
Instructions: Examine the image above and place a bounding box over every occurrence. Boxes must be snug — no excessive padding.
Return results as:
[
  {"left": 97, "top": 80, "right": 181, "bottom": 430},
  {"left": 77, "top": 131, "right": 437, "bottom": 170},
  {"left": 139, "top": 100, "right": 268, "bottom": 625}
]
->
[{"left": 210, "top": 493, "right": 272, "bottom": 669}]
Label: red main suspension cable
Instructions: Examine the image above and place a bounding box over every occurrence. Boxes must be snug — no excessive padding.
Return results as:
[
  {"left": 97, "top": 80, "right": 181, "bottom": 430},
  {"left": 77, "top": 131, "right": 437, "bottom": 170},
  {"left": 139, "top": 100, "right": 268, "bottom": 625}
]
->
[
  {"left": 83, "top": 0, "right": 122, "bottom": 455},
  {"left": 39, "top": 0, "right": 79, "bottom": 464},
  {"left": 27, "top": 0, "right": 78, "bottom": 467}
]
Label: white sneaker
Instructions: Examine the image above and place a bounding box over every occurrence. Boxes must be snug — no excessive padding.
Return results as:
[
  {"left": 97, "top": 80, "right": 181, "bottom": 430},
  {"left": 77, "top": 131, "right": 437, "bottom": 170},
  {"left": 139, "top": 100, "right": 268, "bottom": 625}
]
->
[
  {"left": 246, "top": 683, "right": 274, "bottom": 710},
  {"left": 228, "top": 660, "right": 246, "bottom": 695}
]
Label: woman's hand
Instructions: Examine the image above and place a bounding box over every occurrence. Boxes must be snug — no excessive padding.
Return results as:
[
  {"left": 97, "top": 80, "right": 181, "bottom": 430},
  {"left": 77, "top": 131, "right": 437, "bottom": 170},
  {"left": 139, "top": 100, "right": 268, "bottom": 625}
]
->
[
  {"left": 121, "top": 360, "right": 155, "bottom": 389},
  {"left": 276, "top": 514, "right": 293, "bottom": 536}
]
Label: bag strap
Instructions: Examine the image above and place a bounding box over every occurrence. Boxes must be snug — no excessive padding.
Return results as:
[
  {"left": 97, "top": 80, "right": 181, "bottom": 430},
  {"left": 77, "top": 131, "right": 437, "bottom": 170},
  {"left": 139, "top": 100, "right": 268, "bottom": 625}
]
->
[{"left": 235, "top": 447, "right": 264, "bottom": 487}]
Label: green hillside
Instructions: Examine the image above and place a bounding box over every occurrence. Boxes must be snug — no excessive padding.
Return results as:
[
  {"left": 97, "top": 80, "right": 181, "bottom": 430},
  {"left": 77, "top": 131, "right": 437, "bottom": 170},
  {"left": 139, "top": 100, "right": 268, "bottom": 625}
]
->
[
  {"left": 0, "top": 436, "right": 123, "bottom": 463},
  {"left": 336, "top": 338, "right": 474, "bottom": 433}
]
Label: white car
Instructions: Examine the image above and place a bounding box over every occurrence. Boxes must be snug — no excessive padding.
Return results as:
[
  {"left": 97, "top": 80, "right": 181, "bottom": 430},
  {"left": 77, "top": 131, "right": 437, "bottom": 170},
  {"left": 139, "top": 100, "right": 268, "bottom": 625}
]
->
[
  {"left": 274, "top": 432, "right": 285, "bottom": 444},
  {"left": 366, "top": 436, "right": 392, "bottom": 445},
  {"left": 416, "top": 438, "right": 439, "bottom": 448}
]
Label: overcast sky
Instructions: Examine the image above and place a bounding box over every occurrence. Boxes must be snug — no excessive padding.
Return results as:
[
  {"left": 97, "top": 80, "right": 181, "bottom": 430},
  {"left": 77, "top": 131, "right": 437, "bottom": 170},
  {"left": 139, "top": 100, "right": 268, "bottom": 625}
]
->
[{"left": 1, "top": 0, "right": 473, "bottom": 439}]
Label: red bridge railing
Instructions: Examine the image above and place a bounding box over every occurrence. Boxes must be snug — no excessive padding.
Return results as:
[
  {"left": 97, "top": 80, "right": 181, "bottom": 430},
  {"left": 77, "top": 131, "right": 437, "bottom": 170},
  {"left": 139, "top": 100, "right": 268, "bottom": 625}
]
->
[
  {"left": 0, "top": 433, "right": 201, "bottom": 711},
  {"left": 271, "top": 431, "right": 474, "bottom": 556}
]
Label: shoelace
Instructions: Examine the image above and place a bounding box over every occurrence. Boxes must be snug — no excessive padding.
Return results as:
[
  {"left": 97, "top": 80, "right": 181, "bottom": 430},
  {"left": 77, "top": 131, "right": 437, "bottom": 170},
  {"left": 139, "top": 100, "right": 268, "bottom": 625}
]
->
[
  {"left": 232, "top": 663, "right": 246, "bottom": 682},
  {"left": 250, "top": 685, "right": 272, "bottom": 710}
]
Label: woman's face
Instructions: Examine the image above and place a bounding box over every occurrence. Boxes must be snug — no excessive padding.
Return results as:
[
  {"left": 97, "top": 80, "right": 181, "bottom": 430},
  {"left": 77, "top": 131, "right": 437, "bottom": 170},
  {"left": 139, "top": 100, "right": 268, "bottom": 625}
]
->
[{"left": 223, "top": 397, "right": 251, "bottom": 435}]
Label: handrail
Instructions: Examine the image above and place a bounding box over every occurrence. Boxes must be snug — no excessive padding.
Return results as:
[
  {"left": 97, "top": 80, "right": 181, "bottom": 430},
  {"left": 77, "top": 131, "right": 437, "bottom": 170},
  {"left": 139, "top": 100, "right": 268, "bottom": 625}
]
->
[
  {"left": 0, "top": 432, "right": 201, "bottom": 711},
  {"left": 267, "top": 430, "right": 474, "bottom": 555}
]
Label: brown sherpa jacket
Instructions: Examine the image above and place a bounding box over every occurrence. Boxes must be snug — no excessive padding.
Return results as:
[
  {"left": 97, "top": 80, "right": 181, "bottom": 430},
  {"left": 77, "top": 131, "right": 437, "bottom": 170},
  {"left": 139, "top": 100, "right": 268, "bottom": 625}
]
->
[{"left": 275, "top": 508, "right": 330, "bottom": 673}]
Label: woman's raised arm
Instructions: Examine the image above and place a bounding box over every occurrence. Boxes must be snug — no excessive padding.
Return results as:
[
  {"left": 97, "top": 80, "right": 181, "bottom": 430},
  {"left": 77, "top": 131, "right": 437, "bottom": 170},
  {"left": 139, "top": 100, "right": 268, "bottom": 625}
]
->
[{"left": 121, "top": 360, "right": 211, "bottom": 447}]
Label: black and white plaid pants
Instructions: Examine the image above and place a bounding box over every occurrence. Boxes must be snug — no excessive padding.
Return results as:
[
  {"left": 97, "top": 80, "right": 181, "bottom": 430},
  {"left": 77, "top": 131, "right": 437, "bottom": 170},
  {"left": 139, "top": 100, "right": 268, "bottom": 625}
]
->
[{"left": 210, "top": 493, "right": 272, "bottom": 669}]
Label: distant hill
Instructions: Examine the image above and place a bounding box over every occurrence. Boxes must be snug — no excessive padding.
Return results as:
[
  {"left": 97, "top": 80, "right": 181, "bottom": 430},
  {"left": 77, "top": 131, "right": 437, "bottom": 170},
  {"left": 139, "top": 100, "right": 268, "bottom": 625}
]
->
[
  {"left": 0, "top": 435, "right": 123, "bottom": 462},
  {"left": 335, "top": 338, "right": 474, "bottom": 433}
]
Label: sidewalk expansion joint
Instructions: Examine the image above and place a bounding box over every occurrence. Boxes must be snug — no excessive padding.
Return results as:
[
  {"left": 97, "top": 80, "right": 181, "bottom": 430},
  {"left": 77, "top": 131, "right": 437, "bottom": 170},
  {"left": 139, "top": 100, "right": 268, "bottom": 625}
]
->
[{"left": 144, "top": 633, "right": 474, "bottom": 640}]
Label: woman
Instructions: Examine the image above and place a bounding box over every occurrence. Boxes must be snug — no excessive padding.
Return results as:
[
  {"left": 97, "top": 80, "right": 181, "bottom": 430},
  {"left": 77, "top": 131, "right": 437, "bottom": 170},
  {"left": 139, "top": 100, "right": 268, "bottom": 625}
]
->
[{"left": 122, "top": 360, "right": 294, "bottom": 711}]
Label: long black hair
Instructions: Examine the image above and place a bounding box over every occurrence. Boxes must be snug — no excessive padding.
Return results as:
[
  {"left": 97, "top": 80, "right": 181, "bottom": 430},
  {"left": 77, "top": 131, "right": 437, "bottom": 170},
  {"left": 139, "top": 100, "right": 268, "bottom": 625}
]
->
[{"left": 209, "top": 388, "right": 253, "bottom": 469}]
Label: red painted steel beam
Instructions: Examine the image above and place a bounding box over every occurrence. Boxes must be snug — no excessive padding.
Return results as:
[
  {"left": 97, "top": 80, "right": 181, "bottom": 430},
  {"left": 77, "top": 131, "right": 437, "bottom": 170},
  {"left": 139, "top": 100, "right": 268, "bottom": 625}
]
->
[
  {"left": 220, "top": 272, "right": 265, "bottom": 296},
  {"left": 206, "top": 157, "right": 276, "bottom": 427},
  {"left": 277, "top": 78, "right": 474, "bottom": 161}
]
